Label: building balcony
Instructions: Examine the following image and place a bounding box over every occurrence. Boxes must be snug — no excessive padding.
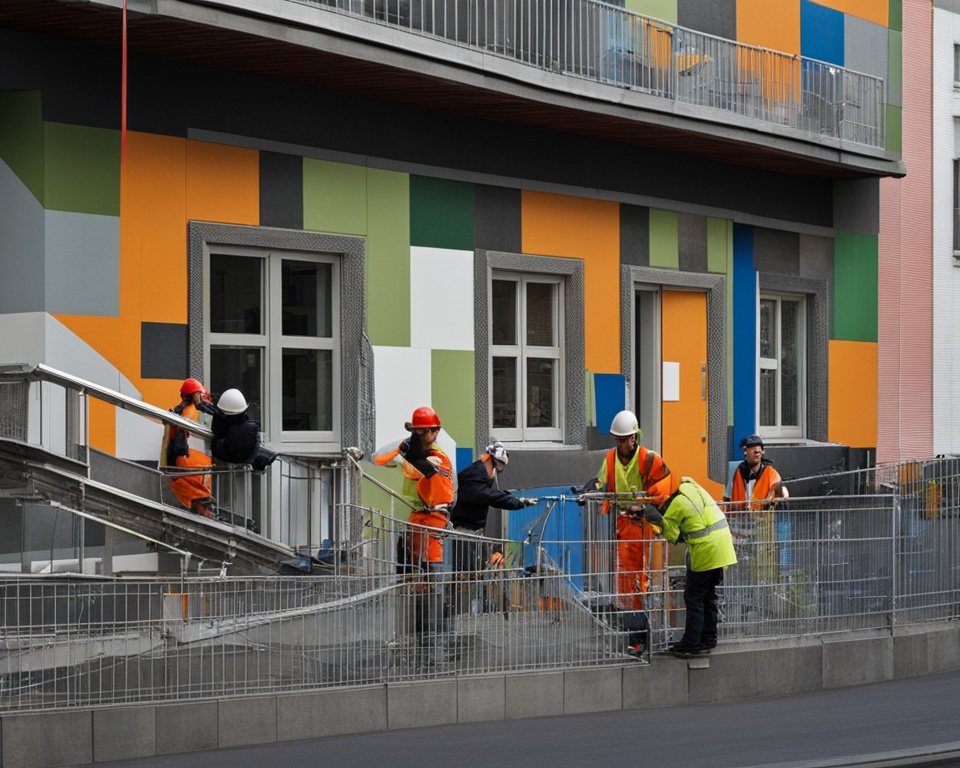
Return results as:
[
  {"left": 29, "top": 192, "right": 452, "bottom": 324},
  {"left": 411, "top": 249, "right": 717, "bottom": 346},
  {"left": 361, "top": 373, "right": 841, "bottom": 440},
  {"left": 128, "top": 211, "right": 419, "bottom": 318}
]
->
[{"left": 0, "top": 0, "right": 903, "bottom": 178}]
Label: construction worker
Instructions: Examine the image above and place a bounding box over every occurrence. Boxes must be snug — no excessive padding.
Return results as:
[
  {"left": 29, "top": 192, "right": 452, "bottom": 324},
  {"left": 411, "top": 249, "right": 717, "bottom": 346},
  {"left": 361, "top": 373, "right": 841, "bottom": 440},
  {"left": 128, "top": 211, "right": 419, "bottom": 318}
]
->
[
  {"left": 389, "top": 406, "right": 456, "bottom": 665},
  {"left": 641, "top": 477, "right": 737, "bottom": 657},
  {"left": 450, "top": 441, "right": 536, "bottom": 612},
  {"left": 595, "top": 410, "right": 674, "bottom": 616},
  {"left": 725, "top": 434, "right": 787, "bottom": 508},
  {"left": 725, "top": 433, "right": 788, "bottom": 584},
  {"left": 160, "top": 378, "right": 217, "bottom": 517}
]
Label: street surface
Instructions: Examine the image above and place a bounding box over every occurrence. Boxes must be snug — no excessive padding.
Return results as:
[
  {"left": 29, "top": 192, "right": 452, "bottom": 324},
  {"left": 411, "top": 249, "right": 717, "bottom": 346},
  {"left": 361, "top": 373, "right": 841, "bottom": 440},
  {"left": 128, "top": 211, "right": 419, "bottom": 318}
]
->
[{"left": 74, "top": 669, "right": 960, "bottom": 768}]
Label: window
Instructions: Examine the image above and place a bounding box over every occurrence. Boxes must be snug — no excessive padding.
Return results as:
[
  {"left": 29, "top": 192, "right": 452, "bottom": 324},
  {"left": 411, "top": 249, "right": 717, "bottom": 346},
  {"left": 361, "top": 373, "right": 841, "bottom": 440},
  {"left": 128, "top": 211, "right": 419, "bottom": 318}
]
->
[
  {"left": 759, "top": 293, "right": 804, "bottom": 439},
  {"left": 207, "top": 246, "right": 340, "bottom": 449},
  {"left": 954, "top": 159, "right": 960, "bottom": 258},
  {"left": 490, "top": 272, "right": 564, "bottom": 442},
  {"left": 954, "top": 44, "right": 960, "bottom": 87}
]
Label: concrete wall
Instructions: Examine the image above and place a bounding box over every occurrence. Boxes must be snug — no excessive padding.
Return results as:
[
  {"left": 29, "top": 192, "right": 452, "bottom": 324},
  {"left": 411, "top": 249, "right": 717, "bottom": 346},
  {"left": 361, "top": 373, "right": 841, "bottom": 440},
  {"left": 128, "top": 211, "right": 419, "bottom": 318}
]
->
[{"left": 3, "top": 624, "right": 959, "bottom": 768}]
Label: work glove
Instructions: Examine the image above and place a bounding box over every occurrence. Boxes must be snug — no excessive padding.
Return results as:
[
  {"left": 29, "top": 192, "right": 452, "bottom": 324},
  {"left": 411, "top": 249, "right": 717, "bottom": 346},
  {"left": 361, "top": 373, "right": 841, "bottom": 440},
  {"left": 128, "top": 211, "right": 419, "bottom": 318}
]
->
[
  {"left": 641, "top": 504, "right": 663, "bottom": 527},
  {"left": 520, "top": 497, "right": 539, "bottom": 506},
  {"left": 399, "top": 432, "right": 426, "bottom": 461}
]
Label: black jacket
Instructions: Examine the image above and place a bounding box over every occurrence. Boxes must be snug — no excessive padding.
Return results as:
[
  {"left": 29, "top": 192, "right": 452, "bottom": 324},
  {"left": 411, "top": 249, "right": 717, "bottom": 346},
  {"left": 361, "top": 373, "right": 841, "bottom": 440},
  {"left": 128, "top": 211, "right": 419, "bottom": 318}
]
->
[
  {"left": 450, "top": 459, "right": 525, "bottom": 531},
  {"left": 211, "top": 411, "right": 260, "bottom": 464}
]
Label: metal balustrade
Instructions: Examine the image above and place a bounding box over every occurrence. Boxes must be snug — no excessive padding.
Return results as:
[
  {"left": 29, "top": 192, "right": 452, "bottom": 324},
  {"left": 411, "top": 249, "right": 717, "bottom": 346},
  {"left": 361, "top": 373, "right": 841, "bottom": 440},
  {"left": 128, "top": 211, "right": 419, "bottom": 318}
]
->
[{"left": 293, "top": 0, "right": 885, "bottom": 147}]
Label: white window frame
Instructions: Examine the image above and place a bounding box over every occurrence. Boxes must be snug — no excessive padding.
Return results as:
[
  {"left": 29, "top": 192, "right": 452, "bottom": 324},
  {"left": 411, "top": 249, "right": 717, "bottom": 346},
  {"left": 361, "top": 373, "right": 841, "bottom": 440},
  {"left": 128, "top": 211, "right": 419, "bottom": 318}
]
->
[
  {"left": 490, "top": 270, "right": 565, "bottom": 443},
  {"left": 204, "top": 244, "right": 342, "bottom": 453},
  {"left": 758, "top": 292, "right": 805, "bottom": 440}
]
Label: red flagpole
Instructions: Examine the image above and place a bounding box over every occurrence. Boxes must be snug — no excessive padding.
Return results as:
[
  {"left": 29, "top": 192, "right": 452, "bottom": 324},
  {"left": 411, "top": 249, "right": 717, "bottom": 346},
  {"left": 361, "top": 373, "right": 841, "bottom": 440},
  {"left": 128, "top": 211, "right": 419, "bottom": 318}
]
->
[{"left": 121, "top": 0, "right": 127, "bottom": 171}]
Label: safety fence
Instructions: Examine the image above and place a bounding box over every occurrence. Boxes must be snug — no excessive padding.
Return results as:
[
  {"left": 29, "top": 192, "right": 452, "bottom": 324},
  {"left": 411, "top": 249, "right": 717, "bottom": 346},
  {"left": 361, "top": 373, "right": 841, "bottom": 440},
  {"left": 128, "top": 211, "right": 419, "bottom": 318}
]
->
[
  {"left": 3, "top": 455, "right": 960, "bottom": 712},
  {"left": 293, "top": 0, "right": 885, "bottom": 147}
]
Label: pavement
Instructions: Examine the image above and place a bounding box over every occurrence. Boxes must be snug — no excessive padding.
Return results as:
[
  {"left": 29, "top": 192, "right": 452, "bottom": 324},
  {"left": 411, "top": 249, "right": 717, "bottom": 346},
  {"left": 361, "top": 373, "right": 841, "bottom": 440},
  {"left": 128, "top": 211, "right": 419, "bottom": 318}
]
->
[{"left": 72, "top": 669, "right": 960, "bottom": 768}]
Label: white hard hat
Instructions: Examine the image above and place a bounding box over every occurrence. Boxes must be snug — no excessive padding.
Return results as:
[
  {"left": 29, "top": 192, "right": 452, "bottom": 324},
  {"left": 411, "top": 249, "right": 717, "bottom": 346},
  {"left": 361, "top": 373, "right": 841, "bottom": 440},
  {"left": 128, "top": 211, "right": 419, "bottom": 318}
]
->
[
  {"left": 609, "top": 410, "right": 640, "bottom": 437},
  {"left": 486, "top": 441, "right": 509, "bottom": 467},
  {"left": 217, "top": 388, "right": 248, "bottom": 414}
]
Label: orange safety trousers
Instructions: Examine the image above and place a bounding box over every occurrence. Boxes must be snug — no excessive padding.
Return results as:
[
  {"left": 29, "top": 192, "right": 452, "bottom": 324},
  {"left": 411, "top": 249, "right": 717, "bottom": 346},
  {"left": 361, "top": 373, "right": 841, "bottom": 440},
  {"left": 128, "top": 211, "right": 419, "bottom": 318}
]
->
[
  {"left": 407, "top": 510, "right": 450, "bottom": 563},
  {"left": 168, "top": 450, "right": 214, "bottom": 510},
  {"left": 616, "top": 515, "right": 656, "bottom": 610}
]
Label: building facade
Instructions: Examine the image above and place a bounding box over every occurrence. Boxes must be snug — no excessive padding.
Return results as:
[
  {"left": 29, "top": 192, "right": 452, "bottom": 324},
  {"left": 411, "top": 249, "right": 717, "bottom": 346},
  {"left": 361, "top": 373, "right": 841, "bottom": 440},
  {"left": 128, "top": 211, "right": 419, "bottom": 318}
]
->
[{"left": 0, "top": 0, "right": 903, "bottom": 544}]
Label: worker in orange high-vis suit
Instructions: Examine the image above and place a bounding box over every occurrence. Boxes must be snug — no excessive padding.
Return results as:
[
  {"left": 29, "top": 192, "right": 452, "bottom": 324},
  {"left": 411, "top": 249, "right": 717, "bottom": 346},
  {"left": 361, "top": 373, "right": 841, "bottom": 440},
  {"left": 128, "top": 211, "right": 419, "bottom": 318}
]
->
[
  {"left": 595, "top": 410, "right": 675, "bottom": 634},
  {"left": 160, "top": 378, "right": 218, "bottom": 517},
  {"left": 724, "top": 433, "right": 788, "bottom": 584},
  {"left": 382, "top": 406, "right": 456, "bottom": 665}
]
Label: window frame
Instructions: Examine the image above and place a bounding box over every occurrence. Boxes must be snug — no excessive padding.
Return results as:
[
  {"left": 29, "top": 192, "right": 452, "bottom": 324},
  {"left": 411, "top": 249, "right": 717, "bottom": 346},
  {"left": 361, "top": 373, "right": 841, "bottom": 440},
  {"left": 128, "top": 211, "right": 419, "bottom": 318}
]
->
[
  {"left": 474, "top": 251, "right": 585, "bottom": 450},
  {"left": 758, "top": 291, "right": 805, "bottom": 440},
  {"left": 205, "top": 245, "right": 342, "bottom": 448},
  {"left": 187, "top": 222, "right": 369, "bottom": 456},
  {"left": 490, "top": 271, "right": 565, "bottom": 442}
]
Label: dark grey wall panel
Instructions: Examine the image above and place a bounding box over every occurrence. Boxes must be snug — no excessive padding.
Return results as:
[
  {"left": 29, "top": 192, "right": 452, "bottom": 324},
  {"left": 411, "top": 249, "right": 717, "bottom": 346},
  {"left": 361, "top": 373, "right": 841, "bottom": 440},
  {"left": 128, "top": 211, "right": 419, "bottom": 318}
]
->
[
  {"left": 754, "top": 227, "right": 800, "bottom": 278},
  {"left": 141, "top": 323, "right": 187, "bottom": 380},
  {"left": 260, "top": 152, "right": 303, "bottom": 230},
  {"left": 833, "top": 177, "right": 880, "bottom": 234},
  {"left": 678, "top": 0, "right": 736, "bottom": 40},
  {"left": 0, "top": 30, "right": 837, "bottom": 230},
  {"left": 474, "top": 185, "right": 521, "bottom": 252},
  {"left": 0, "top": 30, "right": 119, "bottom": 129},
  {"left": 620, "top": 204, "right": 649, "bottom": 266},
  {"left": 678, "top": 212, "right": 708, "bottom": 273}
]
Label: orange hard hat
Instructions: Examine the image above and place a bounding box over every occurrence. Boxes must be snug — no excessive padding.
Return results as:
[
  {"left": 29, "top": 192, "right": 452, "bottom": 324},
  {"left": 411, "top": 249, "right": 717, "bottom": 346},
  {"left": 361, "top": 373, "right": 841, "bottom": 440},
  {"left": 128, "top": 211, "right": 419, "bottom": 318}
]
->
[
  {"left": 647, "top": 474, "right": 680, "bottom": 507},
  {"left": 180, "top": 378, "right": 205, "bottom": 396},
  {"left": 405, "top": 406, "right": 441, "bottom": 430}
]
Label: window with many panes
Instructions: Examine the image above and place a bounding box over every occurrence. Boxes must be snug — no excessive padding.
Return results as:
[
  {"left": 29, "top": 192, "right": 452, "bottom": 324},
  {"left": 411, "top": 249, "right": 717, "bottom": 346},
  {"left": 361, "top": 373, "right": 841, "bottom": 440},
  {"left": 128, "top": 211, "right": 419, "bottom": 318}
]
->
[
  {"left": 207, "top": 245, "right": 340, "bottom": 450},
  {"left": 759, "top": 293, "right": 804, "bottom": 439},
  {"left": 490, "top": 272, "right": 564, "bottom": 442}
]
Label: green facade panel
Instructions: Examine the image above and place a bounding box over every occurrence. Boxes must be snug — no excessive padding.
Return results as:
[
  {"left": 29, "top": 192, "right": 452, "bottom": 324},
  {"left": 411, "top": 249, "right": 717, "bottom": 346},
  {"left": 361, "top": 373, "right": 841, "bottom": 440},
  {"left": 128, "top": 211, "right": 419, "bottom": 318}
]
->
[
  {"left": 885, "top": 104, "right": 902, "bottom": 155},
  {"left": 888, "top": 0, "right": 902, "bottom": 32},
  {"left": 410, "top": 175, "right": 474, "bottom": 250},
  {"left": 627, "top": 0, "right": 678, "bottom": 23},
  {"left": 431, "top": 348, "right": 476, "bottom": 449},
  {"left": 649, "top": 208, "right": 679, "bottom": 269},
  {"left": 0, "top": 91, "right": 44, "bottom": 204},
  {"left": 833, "top": 229, "right": 878, "bottom": 343},
  {"left": 44, "top": 122, "right": 119, "bottom": 216},
  {"left": 366, "top": 168, "right": 411, "bottom": 347},
  {"left": 303, "top": 158, "right": 368, "bottom": 236}
]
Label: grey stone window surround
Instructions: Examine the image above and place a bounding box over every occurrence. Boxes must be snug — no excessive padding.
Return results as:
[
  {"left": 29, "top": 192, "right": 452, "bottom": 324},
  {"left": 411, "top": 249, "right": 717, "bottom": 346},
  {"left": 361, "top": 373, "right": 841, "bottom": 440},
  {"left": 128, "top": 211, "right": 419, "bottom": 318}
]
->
[
  {"left": 758, "top": 273, "right": 828, "bottom": 444},
  {"left": 187, "top": 222, "right": 369, "bottom": 452},
  {"left": 474, "top": 250, "right": 586, "bottom": 450}
]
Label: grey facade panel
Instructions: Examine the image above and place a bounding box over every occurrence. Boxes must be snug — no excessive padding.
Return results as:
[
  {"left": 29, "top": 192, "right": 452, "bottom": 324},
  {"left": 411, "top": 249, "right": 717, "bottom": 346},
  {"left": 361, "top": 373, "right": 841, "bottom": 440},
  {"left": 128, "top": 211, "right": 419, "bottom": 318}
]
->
[
  {"left": 754, "top": 227, "right": 801, "bottom": 278},
  {"left": 474, "top": 184, "right": 521, "bottom": 253},
  {"left": 620, "top": 204, "right": 650, "bottom": 267},
  {"left": 833, "top": 177, "right": 881, "bottom": 234},
  {"left": 46, "top": 210, "right": 120, "bottom": 316},
  {"left": 678, "top": 0, "right": 736, "bottom": 40},
  {"left": 141, "top": 323, "right": 188, "bottom": 380},
  {"left": 260, "top": 151, "right": 303, "bottom": 230},
  {"left": 0, "top": 160, "right": 45, "bottom": 314},
  {"left": 678, "top": 212, "right": 708, "bottom": 273},
  {"left": 844, "top": 14, "right": 890, "bottom": 83}
]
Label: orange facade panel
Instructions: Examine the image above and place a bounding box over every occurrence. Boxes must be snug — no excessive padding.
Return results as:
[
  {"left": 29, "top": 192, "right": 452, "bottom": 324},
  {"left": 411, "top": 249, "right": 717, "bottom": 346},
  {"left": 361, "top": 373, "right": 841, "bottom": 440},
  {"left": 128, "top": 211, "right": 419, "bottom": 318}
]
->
[
  {"left": 811, "top": 0, "right": 888, "bottom": 27},
  {"left": 736, "top": 0, "right": 800, "bottom": 55},
  {"left": 521, "top": 191, "right": 620, "bottom": 373},
  {"left": 828, "top": 340, "right": 878, "bottom": 448}
]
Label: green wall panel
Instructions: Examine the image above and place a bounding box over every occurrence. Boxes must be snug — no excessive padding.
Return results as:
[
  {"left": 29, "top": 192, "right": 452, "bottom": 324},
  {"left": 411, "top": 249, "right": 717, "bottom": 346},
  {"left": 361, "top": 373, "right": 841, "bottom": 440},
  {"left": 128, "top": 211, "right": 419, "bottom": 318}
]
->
[
  {"left": 303, "top": 158, "right": 368, "bottom": 235},
  {"left": 362, "top": 464, "right": 411, "bottom": 520},
  {"left": 0, "top": 91, "right": 44, "bottom": 204},
  {"left": 649, "top": 208, "right": 679, "bottom": 269},
  {"left": 706, "top": 217, "right": 730, "bottom": 274},
  {"left": 366, "top": 168, "right": 411, "bottom": 347},
  {"left": 44, "top": 122, "right": 119, "bottom": 216},
  {"left": 626, "top": 0, "right": 677, "bottom": 23},
  {"left": 410, "top": 175, "right": 474, "bottom": 250},
  {"left": 885, "top": 104, "right": 901, "bottom": 155},
  {"left": 431, "top": 348, "right": 476, "bottom": 448},
  {"left": 888, "top": 0, "right": 901, "bottom": 32},
  {"left": 833, "top": 229, "right": 877, "bottom": 343}
]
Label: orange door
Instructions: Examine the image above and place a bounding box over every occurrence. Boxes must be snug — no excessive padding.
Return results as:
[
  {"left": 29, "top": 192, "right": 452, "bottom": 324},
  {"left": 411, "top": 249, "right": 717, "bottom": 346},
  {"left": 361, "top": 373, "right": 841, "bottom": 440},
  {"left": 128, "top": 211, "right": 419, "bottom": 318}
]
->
[{"left": 660, "top": 290, "right": 723, "bottom": 499}]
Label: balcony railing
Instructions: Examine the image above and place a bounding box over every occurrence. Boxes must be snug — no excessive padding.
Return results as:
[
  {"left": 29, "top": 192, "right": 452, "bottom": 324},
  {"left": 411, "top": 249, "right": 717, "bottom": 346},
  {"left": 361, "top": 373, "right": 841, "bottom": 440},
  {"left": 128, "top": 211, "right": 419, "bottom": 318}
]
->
[{"left": 299, "top": 0, "right": 886, "bottom": 149}]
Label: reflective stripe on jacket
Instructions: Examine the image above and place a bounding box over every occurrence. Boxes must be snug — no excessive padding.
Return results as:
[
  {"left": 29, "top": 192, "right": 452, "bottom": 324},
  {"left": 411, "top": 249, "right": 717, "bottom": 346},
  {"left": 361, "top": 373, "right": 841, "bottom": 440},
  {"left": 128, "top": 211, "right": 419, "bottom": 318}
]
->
[
  {"left": 730, "top": 461, "right": 782, "bottom": 510},
  {"left": 660, "top": 477, "right": 737, "bottom": 572},
  {"left": 597, "top": 446, "right": 671, "bottom": 517}
]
